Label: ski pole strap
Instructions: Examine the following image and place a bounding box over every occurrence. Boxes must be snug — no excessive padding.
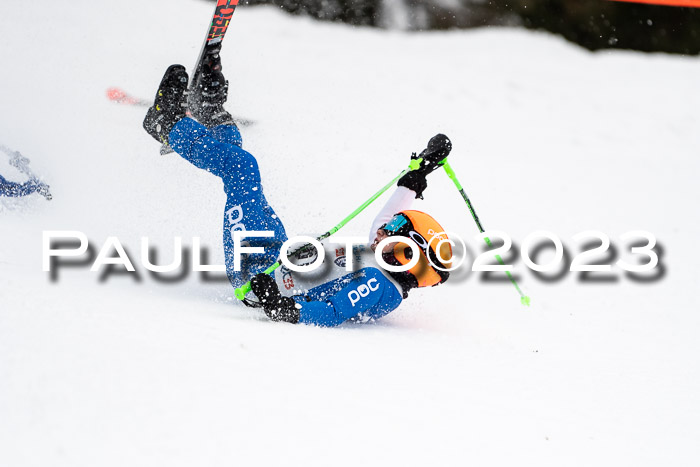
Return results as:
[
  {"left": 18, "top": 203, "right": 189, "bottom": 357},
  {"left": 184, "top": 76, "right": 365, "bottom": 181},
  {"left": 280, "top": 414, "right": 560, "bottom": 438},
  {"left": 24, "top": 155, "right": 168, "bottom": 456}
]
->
[
  {"left": 441, "top": 161, "right": 531, "bottom": 306},
  {"left": 233, "top": 163, "right": 419, "bottom": 301}
]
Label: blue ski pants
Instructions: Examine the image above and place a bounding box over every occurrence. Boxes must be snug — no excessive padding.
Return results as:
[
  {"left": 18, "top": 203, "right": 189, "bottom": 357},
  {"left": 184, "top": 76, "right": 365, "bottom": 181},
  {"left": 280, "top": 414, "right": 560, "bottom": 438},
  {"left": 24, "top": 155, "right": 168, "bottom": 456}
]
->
[{"left": 170, "top": 118, "right": 287, "bottom": 288}]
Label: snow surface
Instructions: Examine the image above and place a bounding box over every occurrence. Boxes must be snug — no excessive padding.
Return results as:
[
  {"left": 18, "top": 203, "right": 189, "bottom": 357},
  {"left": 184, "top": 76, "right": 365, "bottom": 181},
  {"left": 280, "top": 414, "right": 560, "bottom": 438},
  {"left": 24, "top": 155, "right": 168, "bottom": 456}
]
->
[{"left": 1, "top": 0, "right": 700, "bottom": 465}]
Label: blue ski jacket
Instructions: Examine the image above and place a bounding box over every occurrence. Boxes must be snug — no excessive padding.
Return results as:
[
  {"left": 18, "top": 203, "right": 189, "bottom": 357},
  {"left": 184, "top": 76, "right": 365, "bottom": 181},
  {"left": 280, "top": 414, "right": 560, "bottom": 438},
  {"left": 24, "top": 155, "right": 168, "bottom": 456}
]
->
[{"left": 293, "top": 267, "right": 404, "bottom": 327}]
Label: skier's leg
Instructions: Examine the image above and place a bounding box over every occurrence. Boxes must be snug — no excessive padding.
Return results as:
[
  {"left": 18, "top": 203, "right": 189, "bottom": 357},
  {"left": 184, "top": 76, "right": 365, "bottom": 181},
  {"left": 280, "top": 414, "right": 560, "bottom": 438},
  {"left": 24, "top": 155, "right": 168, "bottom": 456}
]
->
[
  {"left": 144, "top": 66, "right": 285, "bottom": 288},
  {"left": 220, "top": 189, "right": 288, "bottom": 288},
  {"left": 209, "top": 124, "right": 242, "bottom": 148},
  {"left": 169, "top": 119, "right": 287, "bottom": 287},
  {"left": 169, "top": 117, "right": 249, "bottom": 179}
]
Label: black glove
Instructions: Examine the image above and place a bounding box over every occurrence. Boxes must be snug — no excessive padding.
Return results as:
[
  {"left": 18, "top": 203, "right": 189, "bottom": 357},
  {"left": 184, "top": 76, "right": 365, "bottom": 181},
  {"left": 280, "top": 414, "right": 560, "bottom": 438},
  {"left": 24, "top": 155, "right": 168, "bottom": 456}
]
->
[
  {"left": 417, "top": 133, "right": 452, "bottom": 173},
  {"left": 397, "top": 133, "right": 452, "bottom": 199},
  {"left": 250, "top": 273, "right": 300, "bottom": 324}
]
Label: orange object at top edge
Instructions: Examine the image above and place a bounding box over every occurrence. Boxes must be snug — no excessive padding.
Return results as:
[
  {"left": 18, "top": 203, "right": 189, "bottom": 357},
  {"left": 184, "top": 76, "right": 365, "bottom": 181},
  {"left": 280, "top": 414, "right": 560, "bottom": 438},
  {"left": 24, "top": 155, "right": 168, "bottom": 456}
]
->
[{"left": 610, "top": 0, "right": 700, "bottom": 7}]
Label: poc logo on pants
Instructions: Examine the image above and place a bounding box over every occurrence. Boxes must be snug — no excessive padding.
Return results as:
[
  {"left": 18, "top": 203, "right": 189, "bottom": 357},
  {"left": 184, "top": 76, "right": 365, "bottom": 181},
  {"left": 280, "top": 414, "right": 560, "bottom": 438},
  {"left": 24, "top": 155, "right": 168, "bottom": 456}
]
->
[{"left": 348, "top": 278, "right": 379, "bottom": 307}]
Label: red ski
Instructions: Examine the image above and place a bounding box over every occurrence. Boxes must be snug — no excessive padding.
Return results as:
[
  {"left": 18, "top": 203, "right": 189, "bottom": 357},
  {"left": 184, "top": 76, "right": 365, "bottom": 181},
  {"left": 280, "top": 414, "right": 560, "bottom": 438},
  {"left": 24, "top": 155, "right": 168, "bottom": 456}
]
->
[{"left": 106, "top": 87, "right": 149, "bottom": 107}]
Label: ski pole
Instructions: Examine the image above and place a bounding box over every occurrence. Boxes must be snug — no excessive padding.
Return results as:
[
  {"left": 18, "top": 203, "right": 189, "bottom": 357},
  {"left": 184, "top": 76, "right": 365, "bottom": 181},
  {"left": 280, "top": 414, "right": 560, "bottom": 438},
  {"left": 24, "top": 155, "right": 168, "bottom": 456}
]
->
[
  {"left": 441, "top": 161, "right": 531, "bottom": 306},
  {"left": 233, "top": 159, "right": 424, "bottom": 301}
]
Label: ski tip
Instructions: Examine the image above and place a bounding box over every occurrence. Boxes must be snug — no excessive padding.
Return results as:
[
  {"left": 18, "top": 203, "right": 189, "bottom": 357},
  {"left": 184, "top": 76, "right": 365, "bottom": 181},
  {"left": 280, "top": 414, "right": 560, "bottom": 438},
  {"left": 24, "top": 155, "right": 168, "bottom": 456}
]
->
[{"left": 106, "top": 87, "right": 150, "bottom": 107}]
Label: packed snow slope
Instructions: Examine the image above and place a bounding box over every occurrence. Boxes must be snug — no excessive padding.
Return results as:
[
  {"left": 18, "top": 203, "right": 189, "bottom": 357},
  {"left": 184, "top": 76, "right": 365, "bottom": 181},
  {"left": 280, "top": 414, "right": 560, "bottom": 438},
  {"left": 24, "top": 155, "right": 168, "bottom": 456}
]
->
[{"left": 1, "top": 0, "right": 699, "bottom": 465}]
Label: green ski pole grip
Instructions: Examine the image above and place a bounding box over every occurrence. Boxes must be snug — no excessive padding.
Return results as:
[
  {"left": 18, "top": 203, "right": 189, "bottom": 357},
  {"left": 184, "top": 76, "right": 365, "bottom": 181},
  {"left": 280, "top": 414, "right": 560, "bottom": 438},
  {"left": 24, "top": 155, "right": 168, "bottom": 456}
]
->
[
  {"left": 234, "top": 283, "right": 250, "bottom": 301},
  {"left": 442, "top": 161, "right": 462, "bottom": 190}
]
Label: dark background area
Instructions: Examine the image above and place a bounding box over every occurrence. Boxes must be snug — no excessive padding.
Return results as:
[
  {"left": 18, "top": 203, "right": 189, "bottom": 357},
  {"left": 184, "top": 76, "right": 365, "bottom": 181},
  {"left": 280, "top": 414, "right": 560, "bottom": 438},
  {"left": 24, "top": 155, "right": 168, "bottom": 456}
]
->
[{"left": 237, "top": 0, "right": 700, "bottom": 54}]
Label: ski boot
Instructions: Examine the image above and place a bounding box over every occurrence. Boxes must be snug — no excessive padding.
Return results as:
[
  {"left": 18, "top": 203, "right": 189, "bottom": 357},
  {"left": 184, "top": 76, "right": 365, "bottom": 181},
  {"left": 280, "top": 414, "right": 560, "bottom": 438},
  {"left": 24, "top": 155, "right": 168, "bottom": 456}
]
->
[
  {"left": 189, "top": 52, "right": 236, "bottom": 128},
  {"left": 143, "top": 64, "right": 189, "bottom": 145}
]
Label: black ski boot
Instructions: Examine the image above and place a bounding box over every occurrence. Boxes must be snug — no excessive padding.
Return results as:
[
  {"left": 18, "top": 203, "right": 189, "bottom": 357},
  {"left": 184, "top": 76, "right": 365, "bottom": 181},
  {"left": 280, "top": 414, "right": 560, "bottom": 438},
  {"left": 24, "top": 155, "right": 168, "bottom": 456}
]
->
[
  {"left": 143, "top": 64, "right": 188, "bottom": 145},
  {"left": 250, "top": 273, "right": 300, "bottom": 324},
  {"left": 189, "top": 52, "right": 236, "bottom": 128}
]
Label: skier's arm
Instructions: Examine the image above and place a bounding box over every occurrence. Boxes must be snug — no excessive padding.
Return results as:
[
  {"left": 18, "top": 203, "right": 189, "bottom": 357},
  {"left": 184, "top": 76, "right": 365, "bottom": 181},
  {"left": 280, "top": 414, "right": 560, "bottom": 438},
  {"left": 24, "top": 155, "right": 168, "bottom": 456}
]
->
[
  {"left": 0, "top": 175, "right": 39, "bottom": 197},
  {"left": 368, "top": 186, "right": 416, "bottom": 240},
  {"left": 295, "top": 268, "right": 403, "bottom": 326},
  {"left": 369, "top": 134, "right": 452, "bottom": 238},
  {"left": 250, "top": 268, "right": 403, "bottom": 327}
]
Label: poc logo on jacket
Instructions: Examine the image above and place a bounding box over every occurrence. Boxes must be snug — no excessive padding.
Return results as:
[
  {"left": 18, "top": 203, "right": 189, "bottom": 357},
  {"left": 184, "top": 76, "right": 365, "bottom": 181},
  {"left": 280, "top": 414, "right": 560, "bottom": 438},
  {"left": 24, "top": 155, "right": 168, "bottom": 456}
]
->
[{"left": 348, "top": 278, "right": 380, "bottom": 307}]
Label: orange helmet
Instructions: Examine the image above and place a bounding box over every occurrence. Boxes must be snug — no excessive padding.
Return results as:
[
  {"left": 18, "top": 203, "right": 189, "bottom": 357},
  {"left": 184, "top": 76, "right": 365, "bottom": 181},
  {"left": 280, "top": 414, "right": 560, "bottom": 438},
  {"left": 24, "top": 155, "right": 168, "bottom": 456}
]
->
[{"left": 379, "top": 210, "right": 452, "bottom": 289}]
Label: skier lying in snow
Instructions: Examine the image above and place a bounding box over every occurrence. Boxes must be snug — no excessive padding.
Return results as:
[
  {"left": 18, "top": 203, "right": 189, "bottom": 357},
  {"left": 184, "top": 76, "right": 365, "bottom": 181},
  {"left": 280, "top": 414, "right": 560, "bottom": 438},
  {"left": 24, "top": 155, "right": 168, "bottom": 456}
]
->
[{"left": 143, "top": 59, "right": 453, "bottom": 326}]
